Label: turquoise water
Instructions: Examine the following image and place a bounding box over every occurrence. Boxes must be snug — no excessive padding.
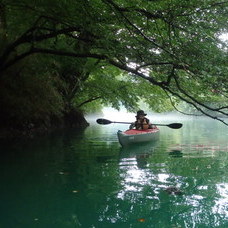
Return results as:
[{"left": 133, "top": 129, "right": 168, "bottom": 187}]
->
[{"left": 0, "top": 117, "right": 228, "bottom": 227}]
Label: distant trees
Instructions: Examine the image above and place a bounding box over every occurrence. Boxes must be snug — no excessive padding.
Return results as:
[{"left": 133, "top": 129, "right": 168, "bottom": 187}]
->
[{"left": 0, "top": 0, "right": 227, "bottom": 130}]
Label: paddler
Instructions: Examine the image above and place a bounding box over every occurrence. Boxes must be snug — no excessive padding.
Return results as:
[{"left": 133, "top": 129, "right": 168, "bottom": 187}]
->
[{"left": 129, "top": 110, "right": 153, "bottom": 130}]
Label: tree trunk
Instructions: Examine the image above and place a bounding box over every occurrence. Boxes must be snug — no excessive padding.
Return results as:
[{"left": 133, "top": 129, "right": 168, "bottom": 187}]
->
[{"left": 0, "top": 3, "right": 7, "bottom": 51}]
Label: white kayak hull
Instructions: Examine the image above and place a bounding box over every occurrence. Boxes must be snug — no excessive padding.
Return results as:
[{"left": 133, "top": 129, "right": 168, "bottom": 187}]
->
[{"left": 117, "top": 128, "right": 159, "bottom": 146}]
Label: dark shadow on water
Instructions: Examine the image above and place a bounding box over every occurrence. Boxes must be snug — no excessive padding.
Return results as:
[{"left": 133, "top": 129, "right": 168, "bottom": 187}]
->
[
  {"left": 168, "top": 149, "right": 183, "bottom": 158},
  {"left": 96, "top": 155, "right": 117, "bottom": 163},
  {"left": 0, "top": 127, "right": 87, "bottom": 151}
]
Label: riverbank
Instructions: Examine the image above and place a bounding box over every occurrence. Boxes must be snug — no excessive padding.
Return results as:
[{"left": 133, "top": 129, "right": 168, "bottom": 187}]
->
[{"left": 0, "top": 109, "right": 89, "bottom": 140}]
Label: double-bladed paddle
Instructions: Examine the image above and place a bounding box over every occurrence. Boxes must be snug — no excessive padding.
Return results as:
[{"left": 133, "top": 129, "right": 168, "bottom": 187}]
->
[{"left": 96, "top": 118, "right": 182, "bottom": 129}]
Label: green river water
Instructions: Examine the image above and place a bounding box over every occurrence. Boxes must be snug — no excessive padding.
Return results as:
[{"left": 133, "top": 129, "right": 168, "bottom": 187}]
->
[{"left": 0, "top": 117, "right": 228, "bottom": 228}]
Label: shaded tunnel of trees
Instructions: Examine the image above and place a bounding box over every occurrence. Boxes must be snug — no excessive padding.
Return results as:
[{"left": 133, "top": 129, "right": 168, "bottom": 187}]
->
[{"left": 0, "top": 0, "right": 227, "bottom": 137}]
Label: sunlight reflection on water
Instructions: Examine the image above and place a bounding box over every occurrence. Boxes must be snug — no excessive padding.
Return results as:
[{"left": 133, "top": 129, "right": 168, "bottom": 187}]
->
[{"left": 213, "top": 183, "right": 228, "bottom": 216}]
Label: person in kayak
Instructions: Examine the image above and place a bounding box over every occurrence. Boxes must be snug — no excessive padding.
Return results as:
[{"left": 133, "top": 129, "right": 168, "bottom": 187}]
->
[{"left": 129, "top": 110, "right": 153, "bottom": 130}]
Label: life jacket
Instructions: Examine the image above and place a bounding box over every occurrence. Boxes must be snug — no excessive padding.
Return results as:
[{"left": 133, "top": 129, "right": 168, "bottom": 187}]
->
[{"left": 135, "top": 118, "right": 150, "bottom": 130}]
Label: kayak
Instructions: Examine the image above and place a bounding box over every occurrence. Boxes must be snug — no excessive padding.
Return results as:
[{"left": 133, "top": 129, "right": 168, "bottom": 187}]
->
[{"left": 117, "top": 128, "right": 159, "bottom": 146}]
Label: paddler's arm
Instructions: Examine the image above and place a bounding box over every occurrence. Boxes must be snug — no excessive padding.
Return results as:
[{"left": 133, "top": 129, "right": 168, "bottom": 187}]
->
[
  {"left": 147, "top": 119, "right": 153, "bottom": 129},
  {"left": 148, "top": 122, "right": 157, "bottom": 129},
  {"left": 129, "top": 122, "right": 135, "bottom": 129}
]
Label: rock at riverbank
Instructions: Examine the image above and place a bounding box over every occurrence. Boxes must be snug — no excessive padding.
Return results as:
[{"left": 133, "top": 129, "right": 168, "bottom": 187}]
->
[{"left": 0, "top": 109, "right": 89, "bottom": 139}]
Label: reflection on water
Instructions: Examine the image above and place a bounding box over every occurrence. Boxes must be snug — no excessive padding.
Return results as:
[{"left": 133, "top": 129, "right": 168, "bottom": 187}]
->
[{"left": 0, "top": 117, "right": 228, "bottom": 227}]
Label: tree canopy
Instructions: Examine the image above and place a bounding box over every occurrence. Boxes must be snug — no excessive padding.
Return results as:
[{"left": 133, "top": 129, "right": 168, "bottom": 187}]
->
[{"left": 0, "top": 0, "right": 227, "bottom": 128}]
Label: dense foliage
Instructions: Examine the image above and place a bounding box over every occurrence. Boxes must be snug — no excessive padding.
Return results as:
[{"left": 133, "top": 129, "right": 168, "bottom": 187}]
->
[{"left": 0, "top": 0, "right": 227, "bottom": 130}]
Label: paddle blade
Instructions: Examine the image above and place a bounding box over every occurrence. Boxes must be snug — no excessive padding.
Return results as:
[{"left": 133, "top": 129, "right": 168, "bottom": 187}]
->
[
  {"left": 167, "top": 123, "right": 183, "bottom": 129},
  {"left": 96, "top": 118, "right": 112, "bottom": 125}
]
